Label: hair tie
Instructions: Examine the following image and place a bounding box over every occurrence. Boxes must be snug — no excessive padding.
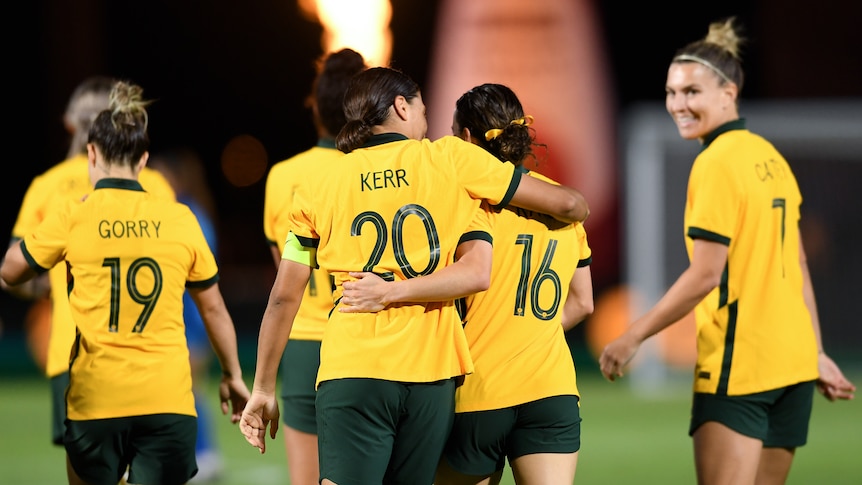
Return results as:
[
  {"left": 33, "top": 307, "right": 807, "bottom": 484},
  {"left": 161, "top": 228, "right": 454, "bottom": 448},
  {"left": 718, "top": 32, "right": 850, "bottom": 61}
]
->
[{"left": 484, "top": 115, "right": 535, "bottom": 141}]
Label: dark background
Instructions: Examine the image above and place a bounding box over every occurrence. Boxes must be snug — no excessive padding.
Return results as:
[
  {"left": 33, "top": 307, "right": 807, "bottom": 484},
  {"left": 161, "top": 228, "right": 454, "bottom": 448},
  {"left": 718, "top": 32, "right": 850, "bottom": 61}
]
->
[{"left": 3, "top": 0, "right": 861, "bottom": 360}]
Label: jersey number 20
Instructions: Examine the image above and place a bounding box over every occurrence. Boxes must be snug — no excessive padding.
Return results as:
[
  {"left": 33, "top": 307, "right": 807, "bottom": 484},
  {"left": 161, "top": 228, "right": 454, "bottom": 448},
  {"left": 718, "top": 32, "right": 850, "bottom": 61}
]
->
[{"left": 351, "top": 204, "right": 441, "bottom": 281}]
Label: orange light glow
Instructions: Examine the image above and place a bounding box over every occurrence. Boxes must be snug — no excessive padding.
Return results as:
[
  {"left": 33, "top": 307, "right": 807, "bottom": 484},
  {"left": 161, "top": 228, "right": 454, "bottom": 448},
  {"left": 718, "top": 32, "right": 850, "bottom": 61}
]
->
[
  {"left": 298, "top": 0, "right": 392, "bottom": 67},
  {"left": 221, "top": 135, "right": 269, "bottom": 188},
  {"left": 585, "top": 284, "right": 696, "bottom": 370}
]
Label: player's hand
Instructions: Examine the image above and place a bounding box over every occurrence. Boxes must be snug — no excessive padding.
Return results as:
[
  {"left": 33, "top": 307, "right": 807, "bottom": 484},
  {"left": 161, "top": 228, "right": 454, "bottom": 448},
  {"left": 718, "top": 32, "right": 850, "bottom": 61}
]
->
[
  {"left": 816, "top": 353, "right": 856, "bottom": 401},
  {"left": 599, "top": 332, "right": 640, "bottom": 382},
  {"left": 220, "top": 374, "right": 250, "bottom": 423},
  {"left": 339, "top": 271, "right": 389, "bottom": 313},
  {"left": 239, "top": 389, "right": 280, "bottom": 454}
]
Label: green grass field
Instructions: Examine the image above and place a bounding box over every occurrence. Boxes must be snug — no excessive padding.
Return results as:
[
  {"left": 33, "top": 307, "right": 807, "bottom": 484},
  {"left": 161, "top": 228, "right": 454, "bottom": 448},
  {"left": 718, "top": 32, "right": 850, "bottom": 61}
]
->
[{"left": 1, "top": 366, "right": 860, "bottom": 485}]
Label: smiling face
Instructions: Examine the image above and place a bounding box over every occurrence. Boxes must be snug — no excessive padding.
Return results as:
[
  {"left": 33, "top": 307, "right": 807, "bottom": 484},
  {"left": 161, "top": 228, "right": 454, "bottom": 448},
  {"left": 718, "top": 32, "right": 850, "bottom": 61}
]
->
[{"left": 665, "top": 61, "right": 739, "bottom": 143}]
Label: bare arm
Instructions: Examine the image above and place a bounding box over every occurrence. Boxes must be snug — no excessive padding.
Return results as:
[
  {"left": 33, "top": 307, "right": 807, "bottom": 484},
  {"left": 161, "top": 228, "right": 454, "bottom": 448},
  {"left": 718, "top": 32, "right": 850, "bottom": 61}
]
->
[
  {"left": 253, "top": 259, "right": 311, "bottom": 389},
  {"left": 0, "top": 240, "right": 49, "bottom": 300},
  {"left": 798, "top": 236, "right": 856, "bottom": 401},
  {"left": 509, "top": 173, "right": 589, "bottom": 224},
  {"left": 188, "top": 283, "right": 250, "bottom": 422},
  {"left": 0, "top": 241, "right": 38, "bottom": 288},
  {"left": 268, "top": 244, "right": 281, "bottom": 268},
  {"left": 1, "top": 273, "right": 50, "bottom": 300},
  {"left": 340, "top": 239, "right": 492, "bottom": 312},
  {"left": 599, "top": 239, "right": 727, "bottom": 381},
  {"left": 240, "top": 258, "right": 312, "bottom": 453},
  {"left": 561, "top": 265, "right": 594, "bottom": 332}
]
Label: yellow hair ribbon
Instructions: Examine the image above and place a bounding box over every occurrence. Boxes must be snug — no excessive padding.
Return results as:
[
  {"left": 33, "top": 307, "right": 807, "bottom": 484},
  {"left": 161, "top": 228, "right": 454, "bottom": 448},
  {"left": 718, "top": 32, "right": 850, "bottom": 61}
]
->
[
  {"left": 484, "top": 128, "right": 503, "bottom": 141},
  {"left": 484, "top": 115, "right": 535, "bottom": 141},
  {"left": 512, "top": 115, "right": 534, "bottom": 126}
]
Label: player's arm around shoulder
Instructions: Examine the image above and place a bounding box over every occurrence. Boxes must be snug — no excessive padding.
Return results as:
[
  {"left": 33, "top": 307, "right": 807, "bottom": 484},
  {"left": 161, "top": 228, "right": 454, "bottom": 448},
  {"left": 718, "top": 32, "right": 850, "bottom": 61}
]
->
[{"left": 511, "top": 172, "right": 589, "bottom": 224}]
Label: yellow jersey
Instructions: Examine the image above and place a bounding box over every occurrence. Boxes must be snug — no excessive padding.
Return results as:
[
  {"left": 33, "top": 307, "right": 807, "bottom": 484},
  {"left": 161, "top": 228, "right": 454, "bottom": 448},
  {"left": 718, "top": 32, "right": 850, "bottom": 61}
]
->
[
  {"left": 288, "top": 134, "right": 519, "bottom": 386},
  {"left": 11, "top": 155, "right": 175, "bottom": 378},
  {"left": 21, "top": 178, "right": 215, "bottom": 420},
  {"left": 263, "top": 142, "right": 338, "bottom": 341},
  {"left": 456, "top": 171, "right": 586, "bottom": 412},
  {"left": 685, "top": 120, "right": 818, "bottom": 395}
]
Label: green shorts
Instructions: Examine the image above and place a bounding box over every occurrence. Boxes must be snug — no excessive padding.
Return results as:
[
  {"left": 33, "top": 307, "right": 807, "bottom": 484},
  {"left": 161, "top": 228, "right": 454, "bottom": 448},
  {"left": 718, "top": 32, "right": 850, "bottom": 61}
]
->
[
  {"left": 316, "top": 377, "right": 456, "bottom": 485},
  {"left": 50, "top": 372, "right": 69, "bottom": 446},
  {"left": 442, "top": 394, "right": 581, "bottom": 476},
  {"left": 280, "top": 339, "right": 321, "bottom": 434},
  {"left": 65, "top": 413, "right": 197, "bottom": 485},
  {"left": 689, "top": 380, "right": 815, "bottom": 447}
]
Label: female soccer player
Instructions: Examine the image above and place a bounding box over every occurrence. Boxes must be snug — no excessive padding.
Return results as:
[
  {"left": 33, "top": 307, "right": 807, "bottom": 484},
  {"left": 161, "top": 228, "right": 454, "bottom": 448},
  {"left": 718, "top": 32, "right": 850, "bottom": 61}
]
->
[
  {"left": 339, "top": 83, "right": 595, "bottom": 485},
  {"left": 598, "top": 17, "right": 855, "bottom": 485},
  {"left": 262, "top": 47, "right": 367, "bottom": 485},
  {"left": 3, "top": 76, "right": 175, "bottom": 454},
  {"left": 240, "top": 67, "right": 589, "bottom": 485},
  {"left": 1, "top": 80, "right": 249, "bottom": 485}
]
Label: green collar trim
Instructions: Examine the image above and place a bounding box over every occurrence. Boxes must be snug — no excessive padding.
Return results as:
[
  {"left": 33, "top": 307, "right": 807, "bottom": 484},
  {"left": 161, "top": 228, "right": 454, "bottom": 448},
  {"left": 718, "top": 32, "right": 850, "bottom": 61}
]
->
[
  {"left": 316, "top": 138, "right": 336, "bottom": 149},
  {"left": 701, "top": 118, "right": 746, "bottom": 150},
  {"left": 94, "top": 178, "right": 145, "bottom": 191},
  {"left": 363, "top": 133, "right": 409, "bottom": 148}
]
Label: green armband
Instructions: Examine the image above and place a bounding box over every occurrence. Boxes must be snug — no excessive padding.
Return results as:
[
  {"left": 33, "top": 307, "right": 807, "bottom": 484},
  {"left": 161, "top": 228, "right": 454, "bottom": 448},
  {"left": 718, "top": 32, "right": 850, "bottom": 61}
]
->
[{"left": 282, "top": 231, "right": 317, "bottom": 267}]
